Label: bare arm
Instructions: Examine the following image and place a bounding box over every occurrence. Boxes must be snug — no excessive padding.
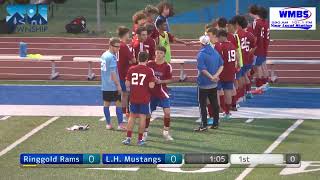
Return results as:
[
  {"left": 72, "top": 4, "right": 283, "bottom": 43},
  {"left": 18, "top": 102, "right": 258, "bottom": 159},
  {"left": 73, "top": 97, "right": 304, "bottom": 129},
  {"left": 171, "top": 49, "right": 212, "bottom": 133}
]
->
[{"left": 149, "top": 81, "right": 155, "bottom": 89}]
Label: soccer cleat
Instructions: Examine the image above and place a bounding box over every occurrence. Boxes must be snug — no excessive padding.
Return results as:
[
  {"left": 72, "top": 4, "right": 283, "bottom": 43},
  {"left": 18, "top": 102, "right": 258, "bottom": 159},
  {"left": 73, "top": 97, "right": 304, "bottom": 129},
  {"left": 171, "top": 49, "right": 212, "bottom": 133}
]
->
[
  {"left": 117, "top": 124, "right": 126, "bottom": 131},
  {"left": 163, "top": 130, "right": 174, "bottom": 141},
  {"left": 208, "top": 118, "right": 214, "bottom": 125},
  {"left": 246, "top": 92, "right": 253, "bottom": 99},
  {"left": 137, "top": 140, "right": 146, "bottom": 146},
  {"left": 222, "top": 113, "right": 231, "bottom": 120},
  {"left": 122, "top": 137, "right": 131, "bottom": 145},
  {"left": 195, "top": 117, "right": 201, "bottom": 123},
  {"left": 106, "top": 124, "right": 113, "bottom": 130},
  {"left": 236, "top": 103, "right": 241, "bottom": 109},
  {"left": 122, "top": 115, "right": 128, "bottom": 123},
  {"left": 194, "top": 126, "right": 208, "bottom": 132},
  {"left": 142, "top": 131, "right": 148, "bottom": 141},
  {"left": 262, "top": 83, "right": 270, "bottom": 92}
]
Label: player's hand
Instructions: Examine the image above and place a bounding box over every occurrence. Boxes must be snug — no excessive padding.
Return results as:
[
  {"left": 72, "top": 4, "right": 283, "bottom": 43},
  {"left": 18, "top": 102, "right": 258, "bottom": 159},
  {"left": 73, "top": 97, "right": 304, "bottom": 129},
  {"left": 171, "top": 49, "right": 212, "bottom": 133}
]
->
[
  {"left": 155, "top": 78, "right": 162, "bottom": 84},
  {"left": 211, "top": 75, "right": 219, "bottom": 82}
]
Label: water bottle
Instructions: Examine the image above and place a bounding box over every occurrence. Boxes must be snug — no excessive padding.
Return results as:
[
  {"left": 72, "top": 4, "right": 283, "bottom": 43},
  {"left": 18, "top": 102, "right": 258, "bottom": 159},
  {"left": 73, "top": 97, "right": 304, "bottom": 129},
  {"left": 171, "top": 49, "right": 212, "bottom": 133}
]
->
[{"left": 19, "top": 42, "right": 27, "bottom": 57}]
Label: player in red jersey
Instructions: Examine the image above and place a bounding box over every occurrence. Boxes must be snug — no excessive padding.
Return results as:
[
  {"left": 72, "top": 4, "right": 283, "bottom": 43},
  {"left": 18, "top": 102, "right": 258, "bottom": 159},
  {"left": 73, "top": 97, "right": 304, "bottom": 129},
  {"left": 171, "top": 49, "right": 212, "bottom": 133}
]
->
[
  {"left": 215, "top": 29, "right": 238, "bottom": 120},
  {"left": 132, "top": 10, "right": 147, "bottom": 38},
  {"left": 143, "top": 5, "right": 159, "bottom": 40},
  {"left": 123, "top": 52, "right": 155, "bottom": 146},
  {"left": 131, "top": 26, "right": 149, "bottom": 62},
  {"left": 249, "top": 5, "right": 270, "bottom": 92},
  {"left": 144, "top": 23, "right": 157, "bottom": 60},
  {"left": 117, "top": 26, "right": 136, "bottom": 119},
  {"left": 144, "top": 46, "right": 174, "bottom": 141}
]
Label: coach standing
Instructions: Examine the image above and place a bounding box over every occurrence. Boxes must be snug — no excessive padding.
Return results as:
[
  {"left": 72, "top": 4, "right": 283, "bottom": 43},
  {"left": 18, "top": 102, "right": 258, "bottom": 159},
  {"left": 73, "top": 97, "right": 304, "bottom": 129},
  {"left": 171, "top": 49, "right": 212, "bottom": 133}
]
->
[{"left": 195, "top": 35, "right": 224, "bottom": 132}]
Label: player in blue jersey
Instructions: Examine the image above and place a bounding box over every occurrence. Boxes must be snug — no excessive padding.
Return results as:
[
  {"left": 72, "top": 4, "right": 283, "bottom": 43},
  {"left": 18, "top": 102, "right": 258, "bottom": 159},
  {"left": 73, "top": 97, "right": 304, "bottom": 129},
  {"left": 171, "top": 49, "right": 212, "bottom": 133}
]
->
[{"left": 100, "top": 37, "right": 126, "bottom": 131}]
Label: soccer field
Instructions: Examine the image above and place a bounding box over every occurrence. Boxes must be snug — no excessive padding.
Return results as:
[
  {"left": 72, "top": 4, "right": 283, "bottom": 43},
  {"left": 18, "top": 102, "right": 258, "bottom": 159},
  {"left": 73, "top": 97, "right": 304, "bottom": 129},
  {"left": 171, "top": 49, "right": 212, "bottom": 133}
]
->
[
  {"left": 0, "top": 85, "right": 320, "bottom": 180},
  {"left": 0, "top": 116, "right": 319, "bottom": 180}
]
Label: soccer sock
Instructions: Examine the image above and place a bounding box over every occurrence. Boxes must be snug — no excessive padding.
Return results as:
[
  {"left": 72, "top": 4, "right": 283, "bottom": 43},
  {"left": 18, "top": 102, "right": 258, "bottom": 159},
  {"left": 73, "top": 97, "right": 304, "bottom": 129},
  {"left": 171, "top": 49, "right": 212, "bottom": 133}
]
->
[
  {"left": 207, "top": 104, "right": 214, "bottom": 118},
  {"left": 225, "top": 104, "right": 231, "bottom": 114},
  {"left": 219, "top": 95, "right": 226, "bottom": 111},
  {"left": 232, "top": 96, "right": 237, "bottom": 107},
  {"left": 122, "top": 107, "right": 126, "bottom": 114},
  {"left": 164, "top": 117, "right": 170, "bottom": 128},
  {"left": 138, "top": 133, "right": 143, "bottom": 141},
  {"left": 246, "top": 83, "right": 251, "bottom": 93},
  {"left": 116, "top": 107, "right": 123, "bottom": 124},
  {"left": 255, "top": 78, "right": 262, "bottom": 87},
  {"left": 145, "top": 117, "right": 151, "bottom": 129},
  {"left": 103, "top": 106, "right": 111, "bottom": 125},
  {"left": 127, "top": 130, "right": 132, "bottom": 138}
]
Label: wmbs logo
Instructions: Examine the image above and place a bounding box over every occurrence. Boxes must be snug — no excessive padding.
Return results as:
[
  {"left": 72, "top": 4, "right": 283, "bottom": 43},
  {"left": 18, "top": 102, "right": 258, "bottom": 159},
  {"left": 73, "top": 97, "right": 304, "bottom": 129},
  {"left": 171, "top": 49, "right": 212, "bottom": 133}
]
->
[
  {"left": 6, "top": 4, "right": 48, "bottom": 32},
  {"left": 279, "top": 7, "right": 312, "bottom": 21}
]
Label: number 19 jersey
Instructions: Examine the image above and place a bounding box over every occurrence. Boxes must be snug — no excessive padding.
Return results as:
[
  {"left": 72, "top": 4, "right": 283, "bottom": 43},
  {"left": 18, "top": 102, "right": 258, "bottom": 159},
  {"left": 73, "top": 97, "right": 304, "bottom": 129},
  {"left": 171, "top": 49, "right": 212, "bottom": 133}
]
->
[
  {"left": 126, "top": 64, "right": 155, "bottom": 104},
  {"left": 215, "top": 42, "right": 237, "bottom": 82}
]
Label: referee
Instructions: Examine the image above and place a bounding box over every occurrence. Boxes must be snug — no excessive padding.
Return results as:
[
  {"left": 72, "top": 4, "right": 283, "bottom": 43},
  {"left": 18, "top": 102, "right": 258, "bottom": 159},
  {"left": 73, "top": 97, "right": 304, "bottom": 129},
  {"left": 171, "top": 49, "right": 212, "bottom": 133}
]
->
[
  {"left": 100, "top": 37, "right": 126, "bottom": 131},
  {"left": 195, "top": 35, "right": 224, "bottom": 132}
]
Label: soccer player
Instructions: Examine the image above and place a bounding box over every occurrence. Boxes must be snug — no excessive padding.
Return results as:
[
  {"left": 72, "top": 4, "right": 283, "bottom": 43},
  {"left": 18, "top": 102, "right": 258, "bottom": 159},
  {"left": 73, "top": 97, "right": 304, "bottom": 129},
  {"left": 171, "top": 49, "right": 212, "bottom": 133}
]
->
[
  {"left": 145, "top": 46, "right": 173, "bottom": 141},
  {"left": 195, "top": 35, "right": 223, "bottom": 131},
  {"left": 145, "top": 23, "right": 157, "bottom": 60},
  {"left": 215, "top": 30, "right": 237, "bottom": 120},
  {"left": 132, "top": 26, "right": 149, "bottom": 61},
  {"left": 155, "top": 1, "right": 174, "bottom": 32},
  {"left": 122, "top": 52, "right": 156, "bottom": 146},
  {"left": 156, "top": 18, "right": 189, "bottom": 63},
  {"left": 132, "top": 10, "right": 147, "bottom": 38},
  {"left": 143, "top": 5, "right": 159, "bottom": 40},
  {"left": 117, "top": 26, "right": 136, "bottom": 120},
  {"left": 249, "top": 5, "right": 270, "bottom": 92},
  {"left": 100, "top": 37, "right": 126, "bottom": 130}
]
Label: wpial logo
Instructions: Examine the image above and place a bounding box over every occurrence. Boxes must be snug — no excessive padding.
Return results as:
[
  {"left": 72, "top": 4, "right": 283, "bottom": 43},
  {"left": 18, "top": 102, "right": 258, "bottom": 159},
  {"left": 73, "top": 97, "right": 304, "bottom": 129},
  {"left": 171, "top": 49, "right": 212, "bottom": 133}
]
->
[{"left": 6, "top": 4, "right": 48, "bottom": 32}]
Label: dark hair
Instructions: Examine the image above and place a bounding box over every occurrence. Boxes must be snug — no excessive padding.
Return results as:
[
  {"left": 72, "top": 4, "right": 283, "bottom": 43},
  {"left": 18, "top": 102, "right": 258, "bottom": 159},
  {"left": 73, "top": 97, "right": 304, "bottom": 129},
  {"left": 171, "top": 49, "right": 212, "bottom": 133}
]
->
[
  {"left": 156, "top": 46, "right": 166, "bottom": 53},
  {"left": 136, "top": 26, "right": 147, "bottom": 35},
  {"left": 217, "top": 29, "right": 228, "bottom": 38},
  {"left": 233, "top": 15, "right": 248, "bottom": 28},
  {"left": 109, "top": 37, "right": 121, "bottom": 46},
  {"left": 206, "top": 27, "right": 218, "bottom": 35},
  {"left": 132, "top": 10, "right": 146, "bottom": 24},
  {"left": 138, "top": 52, "right": 149, "bottom": 62},
  {"left": 258, "top": 6, "right": 268, "bottom": 19},
  {"left": 217, "top": 17, "right": 228, "bottom": 28},
  {"left": 117, "top": 26, "right": 130, "bottom": 38},
  {"left": 228, "top": 17, "right": 237, "bottom": 25},
  {"left": 249, "top": 4, "right": 260, "bottom": 15},
  {"left": 145, "top": 23, "right": 155, "bottom": 35},
  {"left": 144, "top": 5, "right": 159, "bottom": 16},
  {"left": 157, "top": 1, "right": 174, "bottom": 17},
  {"left": 156, "top": 18, "right": 166, "bottom": 28}
]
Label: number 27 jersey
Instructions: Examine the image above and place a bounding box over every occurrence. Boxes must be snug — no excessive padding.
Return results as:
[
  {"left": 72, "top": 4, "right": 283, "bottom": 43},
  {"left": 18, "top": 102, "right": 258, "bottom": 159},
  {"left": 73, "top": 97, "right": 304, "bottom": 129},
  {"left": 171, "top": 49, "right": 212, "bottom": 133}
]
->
[{"left": 126, "top": 65, "right": 155, "bottom": 104}]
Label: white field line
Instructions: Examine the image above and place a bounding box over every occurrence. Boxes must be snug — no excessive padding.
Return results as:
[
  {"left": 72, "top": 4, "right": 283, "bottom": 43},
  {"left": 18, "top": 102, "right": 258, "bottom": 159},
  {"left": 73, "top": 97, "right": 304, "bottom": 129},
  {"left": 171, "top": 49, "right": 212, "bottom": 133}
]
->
[{"left": 0, "top": 116, "right": 11, "bottom": 121}]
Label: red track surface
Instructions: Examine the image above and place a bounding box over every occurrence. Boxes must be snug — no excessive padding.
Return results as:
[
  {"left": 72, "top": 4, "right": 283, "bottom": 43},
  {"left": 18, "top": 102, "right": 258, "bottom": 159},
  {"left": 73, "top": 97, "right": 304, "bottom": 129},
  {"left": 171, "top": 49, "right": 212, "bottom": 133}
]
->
[{"left": 0, "top": 37, "right": 320, "bottom": 83}]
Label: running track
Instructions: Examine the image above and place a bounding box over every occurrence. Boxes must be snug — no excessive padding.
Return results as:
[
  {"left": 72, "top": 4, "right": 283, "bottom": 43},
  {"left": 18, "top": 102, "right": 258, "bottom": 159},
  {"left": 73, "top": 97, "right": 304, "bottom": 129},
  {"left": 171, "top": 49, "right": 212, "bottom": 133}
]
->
[{"left": 0, "top": 37, "right": 320, "bottom": 83}]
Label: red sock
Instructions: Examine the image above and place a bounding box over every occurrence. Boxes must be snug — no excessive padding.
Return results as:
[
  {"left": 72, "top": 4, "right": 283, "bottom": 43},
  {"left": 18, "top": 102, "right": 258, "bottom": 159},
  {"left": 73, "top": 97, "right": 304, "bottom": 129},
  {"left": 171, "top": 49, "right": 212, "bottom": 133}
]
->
[
  {"left": 236, "top": 89, "right": 241, "bottom": 100},
  {"left": 255, "top": 78, "right": 260, "bottom": 87},
  {"left": 225, "top": 104, "right": 231, "bottom": 114},
  {"left": 127, "top": 130, "right": 132, "bottom": 138},
  {"left": 122, "top": 107, "right": 126, "bottom": 113},
  {"left": 241, "top": 87, "right": 245, "bottom": 97},
  {"left": 207, "top": 104, "right": 214, "bottom": 118},
  {"left": 145, "top": 118, "right": 151, "bottom": 129},
  {"left": 219, "top": 95, "right": 226, "bottom": 111},
  {"left": 246, "top": 83, "right": 251, "bottom": 93},
  {"left": 164, "top": 117, "right": 170, "bottom": 128},
  {"left": 232, "top": 96, "right": 237, "bottom": 106},
  {"left": 138, "top": 133, "right": 143, "bottom": 141}
]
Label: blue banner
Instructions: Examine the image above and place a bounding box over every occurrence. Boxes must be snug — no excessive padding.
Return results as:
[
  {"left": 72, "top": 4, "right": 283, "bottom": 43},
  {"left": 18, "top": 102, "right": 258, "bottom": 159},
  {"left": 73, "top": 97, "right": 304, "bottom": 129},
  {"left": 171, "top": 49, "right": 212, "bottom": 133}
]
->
[
  {"left": 102, "top": 154, "right": 182, "bottom": 164},
  {"left": 20, "top": 154, "right": 83, "bottom": 164}
]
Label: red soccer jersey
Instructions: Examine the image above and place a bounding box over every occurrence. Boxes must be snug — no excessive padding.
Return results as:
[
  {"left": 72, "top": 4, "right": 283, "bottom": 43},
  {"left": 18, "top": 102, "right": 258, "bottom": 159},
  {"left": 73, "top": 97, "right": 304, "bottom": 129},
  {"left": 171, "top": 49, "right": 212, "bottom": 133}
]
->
[
  {"left": 236, "top": 29, "right": 256, "bottom": 65},
  {"left": 117, "top": 41, "right": 134, "bottom": 80},
  {"left": 144, "top": 37, "right": 156, "bottom": 60},
  {"left": 215, "top": 41, "right": 237, "bottom": 82},
  {"left": 252, "top": 19, "right": 270, "bottom": 56},
  {"left": 126, "top": 64, "right": 155, "bottom": 104},
  {"left": 227, "top": 33, "right": 239, "bottom": 49},
  {"left": 132, "top": 38, "right": 150, "bottom": 62},
  {"left": 147, "top": 61, "right": 172, "bottom": 99}
]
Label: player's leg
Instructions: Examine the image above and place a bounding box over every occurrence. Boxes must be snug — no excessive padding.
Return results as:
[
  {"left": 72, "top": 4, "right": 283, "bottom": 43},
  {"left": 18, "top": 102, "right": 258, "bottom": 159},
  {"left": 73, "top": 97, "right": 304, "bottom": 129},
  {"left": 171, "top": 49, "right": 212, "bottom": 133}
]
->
[
  {"left": 245, "top": 65, "right": 253, "bottom": 99},
  {"left": 195, "top": 88, "right": 209, "bottom": 131},
  {"left": 102, "top": 91, "right": 113, "bottom": 129},
  {"left": 120, "top": 80, "right": 129, "bottom": 122},
  {"left": 115, "top": 99, "right": 126, "bottom": 131},
  {"left": 207, "top": 87, "right": 219, "bottom": 129},
  {"left": 231, "top": 80, "right": 239, "bottom": 111},
  {"left": 222, "top": 81, "right": 234, "bottom": 120},
  {"left": 137, "top": 103, "right": 151, "bottom": 145},
  {"left": 143, "top": 98, "right": 158, "bottom": 141},
  {"left": 217, "top": 81, "right": 226, "bottom": 113},
  {"left": 122, "top": 103, "right": 138, "bottom": 145},
  {"left": 161, "top": 98, "right": 173, "bottom": 141},
  {"left": 252, "top": 56, "right": 264, "bottom": 94}
]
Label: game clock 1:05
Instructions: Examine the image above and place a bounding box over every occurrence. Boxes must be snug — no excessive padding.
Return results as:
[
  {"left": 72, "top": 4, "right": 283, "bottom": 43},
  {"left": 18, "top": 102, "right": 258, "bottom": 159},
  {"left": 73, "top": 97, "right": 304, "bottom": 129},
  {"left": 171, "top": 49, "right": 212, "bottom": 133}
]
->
[{"left": 209, "top": 154, "right": 229, "bottom": 164}]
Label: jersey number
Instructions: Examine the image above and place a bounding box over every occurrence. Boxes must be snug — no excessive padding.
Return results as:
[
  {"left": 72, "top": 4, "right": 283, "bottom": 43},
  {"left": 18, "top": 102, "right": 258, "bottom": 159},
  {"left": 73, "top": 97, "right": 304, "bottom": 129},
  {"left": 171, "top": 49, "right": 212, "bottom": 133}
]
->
[
  {"left": 228, "top": 50, "right": 236, "bottom": 62},
  {"left": 261, "top": 27, "right": 270, "bottom": 40},
  {"left": 241, "top": 37, "right": 250, "bottom": 52},
  {"left": 132, "top": 73, "right": 146, "bottom": 85}
]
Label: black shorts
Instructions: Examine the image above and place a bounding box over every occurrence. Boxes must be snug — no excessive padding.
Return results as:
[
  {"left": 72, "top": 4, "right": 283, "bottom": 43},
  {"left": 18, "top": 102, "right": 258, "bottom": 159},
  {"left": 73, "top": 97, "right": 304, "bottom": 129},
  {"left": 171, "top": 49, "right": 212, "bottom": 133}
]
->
[{"left": 102, "top": 91, "right": 121, "bottom": 102}]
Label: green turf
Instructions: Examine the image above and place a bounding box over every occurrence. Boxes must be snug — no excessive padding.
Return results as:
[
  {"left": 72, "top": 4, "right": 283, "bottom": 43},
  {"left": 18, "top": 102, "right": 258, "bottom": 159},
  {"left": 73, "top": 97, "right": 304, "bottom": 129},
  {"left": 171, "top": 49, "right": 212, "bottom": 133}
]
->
[
  {"left": 0, "top": 116, "right": 49, "bottom": 150},
  {"left": 2, "top": 117, "right": 317, "bottom": 179}
]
